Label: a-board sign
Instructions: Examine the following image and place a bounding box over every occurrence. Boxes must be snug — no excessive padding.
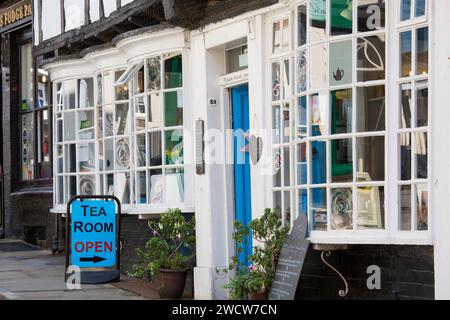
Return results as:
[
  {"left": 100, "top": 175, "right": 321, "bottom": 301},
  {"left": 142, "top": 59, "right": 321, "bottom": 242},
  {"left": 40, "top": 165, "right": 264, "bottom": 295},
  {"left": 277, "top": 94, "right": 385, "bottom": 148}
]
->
[
  {"left": 269, "top": 214, "right": 309, "bottom": 300},
  {"left": 66, "top": 196, "right": 121, "bottom": 284}
]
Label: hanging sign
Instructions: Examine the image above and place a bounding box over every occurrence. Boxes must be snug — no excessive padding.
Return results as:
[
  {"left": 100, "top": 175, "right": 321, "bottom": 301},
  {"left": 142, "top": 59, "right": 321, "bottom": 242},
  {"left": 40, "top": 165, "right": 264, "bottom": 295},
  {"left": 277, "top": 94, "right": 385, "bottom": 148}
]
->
[
  {"left": 66, "top": 196, "right": 121, "bottom": 284},
  {"left": 0, "top": 0, "right": 32, "bottom": 30}
]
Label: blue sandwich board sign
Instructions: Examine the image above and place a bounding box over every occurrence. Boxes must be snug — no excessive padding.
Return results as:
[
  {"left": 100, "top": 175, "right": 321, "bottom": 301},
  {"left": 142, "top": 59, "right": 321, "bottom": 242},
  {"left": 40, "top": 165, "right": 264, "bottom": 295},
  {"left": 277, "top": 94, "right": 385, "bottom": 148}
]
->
[{"left": 66, "top": 196, "right": 121, "bottom": 284}]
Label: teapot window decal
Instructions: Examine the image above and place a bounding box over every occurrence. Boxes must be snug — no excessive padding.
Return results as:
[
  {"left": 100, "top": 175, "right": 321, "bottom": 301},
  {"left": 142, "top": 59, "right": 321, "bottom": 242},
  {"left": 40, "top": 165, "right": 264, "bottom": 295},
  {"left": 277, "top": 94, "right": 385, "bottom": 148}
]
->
[{"left": 333, "top": 68, "right": 345, "bottom": 82}]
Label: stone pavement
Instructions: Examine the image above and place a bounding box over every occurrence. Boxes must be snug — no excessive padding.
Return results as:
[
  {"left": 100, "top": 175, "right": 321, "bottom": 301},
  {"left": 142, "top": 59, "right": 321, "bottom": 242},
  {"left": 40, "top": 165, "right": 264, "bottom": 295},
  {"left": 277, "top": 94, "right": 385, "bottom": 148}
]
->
[{"left": 0, "top": 240, "right": 145, "bottom": 300}]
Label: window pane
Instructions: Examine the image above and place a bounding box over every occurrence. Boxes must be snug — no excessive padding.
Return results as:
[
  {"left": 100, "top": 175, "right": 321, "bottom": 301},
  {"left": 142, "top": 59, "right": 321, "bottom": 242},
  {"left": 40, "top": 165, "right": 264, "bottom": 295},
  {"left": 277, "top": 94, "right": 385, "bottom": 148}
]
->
[
  {"left": 272, "top": 21, "right": 282, "bottom": 54},
  {"left": 20, "top": 43, "right": 34, "bottom": 110},
  {"left": 283, "top": 147, "right": 290, "bottom": 187},
  {"left": 97, "top": 107, "right": 103, "bottom": 139},
  {"left": 116, "top": 103, "right": 130, "bottom": 135},
  {"left": 331, "top": 0, "right": 352, "bottom": 36},
  {"left": 400, "top": 185, "right": 412, "bottom": 231},
  {"left": 311, "top": 93, "right": 327, "bottom": 137},
  {"left": 78, "top": 110, "right": 95, "bottom": 140},
  {"left": 298, "top": 96, "right": 307, "bottom": 139},
  {"left": 400, "top": 133, "right": 412, "bottom": 181},
  {"left": 297, "top": 143, "right": 307, "bottom": 185},
  {"left": 65, "top": 144, "right": 76, "bottom": 173},
  {"left": 273, "top": 149, "right": 282, "bottom": 187},
  {"left": 331, "top": 89, "right": 352, "bottom": 135},
  {"left": 311, "top": 141, "right": 327, "bottom": 184},
  {"left": 116, "top": 138, "right": 131, "bottom": 170},
  {"left": 166, "top": 168, "right": 185, "bottom": 204},
  {"left": 148, "top": 93, "right": 162, "bottom": 129},
  {"left": 401, "top": 0, "right": 411, "bottom": 21},
  {"left": 115, "top": 71, "right": 129, "bottom": 101},
  {"left": 64, "top": 80, "right": 76, "bottom": 109},
  {"left": 78, "top": 78, "right": 94, "bottom": 108},
  {"left": 105, "top": 139, "right": 114, "bottom": 171},
  {"left": 272, "top": 62, "right": 281, "bottom": 101},
  {"left": 356, "top": 136, "right": 385, "bottom": 181},
  {"left": 273, "top": 191, "right": 282, "bottom": 219},
  {"left": 416, "top": 183, "right": 428, "bottom": 230},
  {"left": 296, "top": 48, "right": 307, "bottom": 93},
  {"left": 38, "top": 69, "right": 50, "bottom": 108},
  {"left": 21, "top": 113, "right": 35, "bottom": 181},
  {"left": 165, "top": 129, "right": 184, "bottom": 165},
  {"left": 164, "top": 90, "right": 183, "bottom": 127},
  {"left": 357, "top": 86, "right": 386, "bottom": 132},
  {"left": 298, "top": 4, "right": 307, "bottom": 47},
  {"left": 310, "top": 0, "right": 327, "bottom": 42},
  {"left": 282, "top": 60, "right": 290, "bottom": 100},
  {"left": 78, "top": 142, "right": 95, "bottom": 173},
  {"left": 284, "top": 191, "right": 291, "bottom": 226},
  {"left": 96, "top": 74, "right": 103, "bottom": 106},
  {"left": 57, "top": 176, "right": 64, "bottom": 204},
  {"left": 415, "top": 132, "right": 428, "bottom": 179},
  {"left": 415, "top": 0, "right": 426, "bottom": 17},
  {"left": 283, "top": 103, "right": 290, "bottom": 143},
  {"left": 331, "top": 139, "right": 353, "bottom": 183},
  {"left": 357, "top": 0, "right": 385, "bottom": 32},
  {"left": 136, "top": 171, "right": 147, "bottom": 204},
  {"left": 282, "top": 19, "right": 290, "bottom": 52},
  {"left": 400, "top": 83, "right": 412, "bottom": 129},
  {"left": 358, "top": 186, "right": 384, "bottom": 229},
  {"left": 135, "top": 96, "right": 146, "bottom": 132},
  {"left": 400, "top": 31, "right": 412, "bottom": 78},
  {"left": 357, "top": 35, "right": 386, "bottom": 82},
  {"left": 64, "top": 112, "right": 76, "bottom": 141},
  {"left": 226, "top": 44, "right": 248, "bottom": 73},
  {"left": 416, "top": 27, "right": 429, "bottom": 75},
  {"left": 80, "top": 175, "right": 95, "bottom": 196},
  {"left": 149, "top": 169, "right": 163, "bottom": 204},
  {"left": 136, "top": 134, "right": 146, "bottom": 167},
  {"left": 106, "top": 174, "right": 114, "bottom": 195},
  {"left": 330, "top": 40, "right": 352, "bottom": 86},
  {"left": 137, "top": 66, "right": 145, "bottom": 94},
  {"left": 105, "top": 105, "right": 114, "bottom": 137},
  {"left": 299, "top": 189, "right": 308, "bottom": 217},
  {"left": 164, "top": 54, "right": 183, "bottom": 89},
  {"left": 38, "top": 110, "right": 51, "bottom": 179},
  {"left": 116, "top": 173, "right": 131, "bottom": 204},
  {"left": 332, "top": 188, "right": 353, "bottom": 230},
  {"left": 147, "top": 56, "right": 161, "bottom": 92},
  {"left": 99, "top": 140, "right": 104, "bottom": 171},
  {"left": 416, "top": 81, "right": 428, "bottom": 127},
  {"left": 149, "top": 132, "right": 163, "bottom": 167},
  {"left": 310, "top": 44, "right": 327, "bottom": 89},
  {"left": 57, "top": 146, "right": 63, "bottom": 174},
  {"left": 272, "top": 105, "right": 281, "bottom": 144},
  {"left": 68, "top": 176, "right": 77, "bottom": 200},
  {"left": 312, "top": 188, "right": 327, "bottom": 230}
]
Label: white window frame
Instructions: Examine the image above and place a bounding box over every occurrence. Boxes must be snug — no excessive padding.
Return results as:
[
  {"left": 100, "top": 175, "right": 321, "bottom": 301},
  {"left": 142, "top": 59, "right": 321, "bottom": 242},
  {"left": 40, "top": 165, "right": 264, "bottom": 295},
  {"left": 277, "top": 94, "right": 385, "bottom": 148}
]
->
[{"left": 266, "top": 0, "right": 432, "bottom": 245}]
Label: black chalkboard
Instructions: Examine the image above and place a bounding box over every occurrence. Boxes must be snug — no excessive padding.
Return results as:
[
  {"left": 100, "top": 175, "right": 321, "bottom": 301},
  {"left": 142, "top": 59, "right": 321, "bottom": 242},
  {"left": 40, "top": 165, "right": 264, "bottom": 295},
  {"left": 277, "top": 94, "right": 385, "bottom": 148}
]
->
[{"left": 269, "top": 214, "right": 309, "bottom": 300}]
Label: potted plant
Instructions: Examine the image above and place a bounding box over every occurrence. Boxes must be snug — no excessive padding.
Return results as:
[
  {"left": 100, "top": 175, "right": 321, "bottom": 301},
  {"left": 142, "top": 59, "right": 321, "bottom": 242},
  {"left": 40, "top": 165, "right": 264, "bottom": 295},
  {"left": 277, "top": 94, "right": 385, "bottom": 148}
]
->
[
  {"left": 220, "top": 209, "right": 288, "bottom": 300},
  {"left": 128, "top": 209, "right": 196, "bottom": 299}
]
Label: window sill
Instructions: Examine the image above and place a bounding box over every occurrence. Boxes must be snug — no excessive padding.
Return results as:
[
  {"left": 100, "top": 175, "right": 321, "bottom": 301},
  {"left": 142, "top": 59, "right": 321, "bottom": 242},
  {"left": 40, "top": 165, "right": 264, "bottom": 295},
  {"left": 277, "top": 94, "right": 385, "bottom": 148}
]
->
[
  {"left": 50, "top": 204, "right": 195, "bottom": 216},
  {"left": 308, "top": 231, "right": 433, "bottom": 246}
]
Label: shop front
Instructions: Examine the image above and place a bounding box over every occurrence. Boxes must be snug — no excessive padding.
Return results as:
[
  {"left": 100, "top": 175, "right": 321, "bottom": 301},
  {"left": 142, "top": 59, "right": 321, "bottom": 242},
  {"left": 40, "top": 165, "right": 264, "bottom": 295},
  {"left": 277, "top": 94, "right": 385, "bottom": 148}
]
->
[
  {"left": 31, "top": 0, "right": 450, "bottom": 300},
  {"left": 0, "top": 0, "right": 56, "bottom": 246}
]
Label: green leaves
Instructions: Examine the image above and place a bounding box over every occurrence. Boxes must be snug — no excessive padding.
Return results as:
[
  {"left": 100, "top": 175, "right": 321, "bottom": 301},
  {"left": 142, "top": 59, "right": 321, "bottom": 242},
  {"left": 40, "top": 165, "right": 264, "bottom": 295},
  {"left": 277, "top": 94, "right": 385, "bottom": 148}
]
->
[
  {"left": 223, "top": 209, "right": 289, "bottom": 299},
  {"left": 127, "top": 209, "right": 196, "bottom": 278}
]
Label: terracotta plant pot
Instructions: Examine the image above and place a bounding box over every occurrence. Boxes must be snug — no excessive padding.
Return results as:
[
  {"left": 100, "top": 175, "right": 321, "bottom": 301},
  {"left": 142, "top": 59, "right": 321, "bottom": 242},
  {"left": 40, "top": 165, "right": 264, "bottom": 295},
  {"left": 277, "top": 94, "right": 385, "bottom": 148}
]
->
[
  {"left": 248, "top": 290, "right": 269, "bottom": 300},
  {"left": 158, "top": 269, "right": 188, "bottom": 299}
]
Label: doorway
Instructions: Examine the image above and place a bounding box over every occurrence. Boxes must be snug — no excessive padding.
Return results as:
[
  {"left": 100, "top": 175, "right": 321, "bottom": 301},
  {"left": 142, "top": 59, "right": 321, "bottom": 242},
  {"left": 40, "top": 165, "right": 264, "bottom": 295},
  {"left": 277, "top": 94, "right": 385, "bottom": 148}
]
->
[{"left": 231, "top": 85, "right": 252, "bottom": 268}]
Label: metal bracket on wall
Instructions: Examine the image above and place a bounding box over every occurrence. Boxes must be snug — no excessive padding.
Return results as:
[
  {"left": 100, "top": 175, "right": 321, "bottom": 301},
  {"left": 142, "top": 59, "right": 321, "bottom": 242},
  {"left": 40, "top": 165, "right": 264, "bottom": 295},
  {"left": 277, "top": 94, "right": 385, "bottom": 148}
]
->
[{"left": 320, "top": 250, "right": 349, "bottom": 298}]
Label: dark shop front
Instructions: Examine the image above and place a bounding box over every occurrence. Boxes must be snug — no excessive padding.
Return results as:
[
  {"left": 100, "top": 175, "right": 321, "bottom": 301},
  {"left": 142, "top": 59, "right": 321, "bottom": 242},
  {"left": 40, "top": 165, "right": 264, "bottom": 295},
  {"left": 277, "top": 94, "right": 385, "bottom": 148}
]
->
[{"left": 0, "top": 0, "right": 60, "bottom": 248}]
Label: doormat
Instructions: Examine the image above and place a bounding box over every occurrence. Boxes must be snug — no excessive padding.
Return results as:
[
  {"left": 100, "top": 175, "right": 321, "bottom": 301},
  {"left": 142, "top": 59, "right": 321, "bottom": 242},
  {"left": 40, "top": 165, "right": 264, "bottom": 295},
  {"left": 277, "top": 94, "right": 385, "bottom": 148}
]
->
[{"left": 0, "top": 241, "right": 40, "bottom": 252}]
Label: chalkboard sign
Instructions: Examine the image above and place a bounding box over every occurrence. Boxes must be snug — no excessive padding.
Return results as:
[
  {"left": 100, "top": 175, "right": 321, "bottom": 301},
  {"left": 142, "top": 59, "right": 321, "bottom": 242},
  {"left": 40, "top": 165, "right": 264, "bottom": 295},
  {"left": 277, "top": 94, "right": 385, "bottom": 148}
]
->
[{"left": 269, "top": 214, "right": 309, "bottom": 300}]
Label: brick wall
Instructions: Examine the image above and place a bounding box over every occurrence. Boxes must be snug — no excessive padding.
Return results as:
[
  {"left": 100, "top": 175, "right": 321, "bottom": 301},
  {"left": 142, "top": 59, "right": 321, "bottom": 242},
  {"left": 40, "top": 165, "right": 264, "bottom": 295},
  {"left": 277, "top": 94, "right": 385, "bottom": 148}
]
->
[{"left": 296, "top": 245, "right": 434, "bottom": 300}]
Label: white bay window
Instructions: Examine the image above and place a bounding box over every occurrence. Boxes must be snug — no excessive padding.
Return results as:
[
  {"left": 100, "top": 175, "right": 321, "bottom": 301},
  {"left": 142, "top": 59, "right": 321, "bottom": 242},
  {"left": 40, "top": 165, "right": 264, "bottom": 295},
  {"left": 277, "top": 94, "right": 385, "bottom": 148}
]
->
[{"left": 270, "top": 0, "right": 430, "bottom": 243}]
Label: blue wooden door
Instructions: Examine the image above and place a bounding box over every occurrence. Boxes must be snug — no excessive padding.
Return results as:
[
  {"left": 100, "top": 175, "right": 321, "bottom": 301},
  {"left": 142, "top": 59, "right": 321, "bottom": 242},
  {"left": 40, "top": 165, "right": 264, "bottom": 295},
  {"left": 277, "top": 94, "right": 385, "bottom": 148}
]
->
[{"left": 232, "top": 85, "right": 252, "bottom": 268}]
